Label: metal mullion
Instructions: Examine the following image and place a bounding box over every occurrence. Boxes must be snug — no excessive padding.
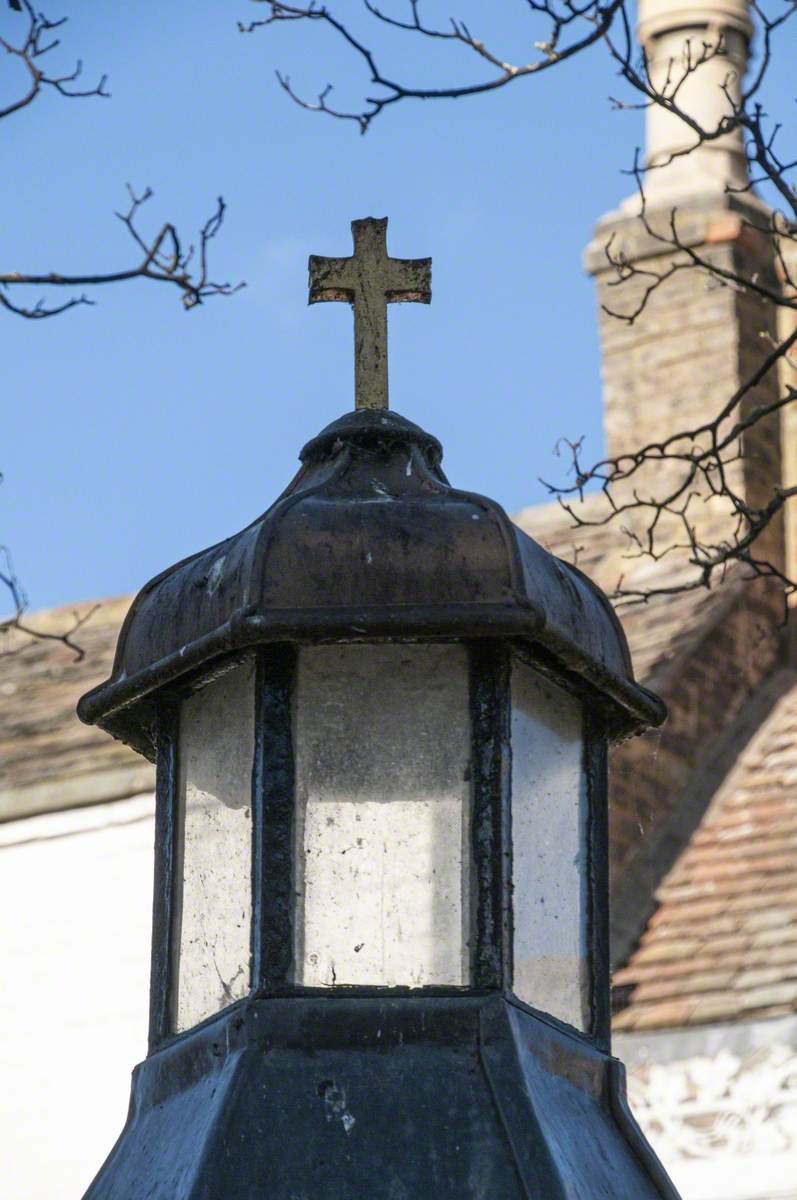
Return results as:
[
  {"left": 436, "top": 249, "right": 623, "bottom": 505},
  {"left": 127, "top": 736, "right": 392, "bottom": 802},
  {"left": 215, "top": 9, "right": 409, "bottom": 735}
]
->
[
  {"left": 584, "top": 712, "right": 610, "bottom": 1051},
  {"left": 469, "top": 640, "right": 512, "bottom": 991},
  {"left": 148, "top": 701, "right": 180, "bottom": 1051},
  {"left": 252, "top": 644, "right": 297, "bottom": 992}
]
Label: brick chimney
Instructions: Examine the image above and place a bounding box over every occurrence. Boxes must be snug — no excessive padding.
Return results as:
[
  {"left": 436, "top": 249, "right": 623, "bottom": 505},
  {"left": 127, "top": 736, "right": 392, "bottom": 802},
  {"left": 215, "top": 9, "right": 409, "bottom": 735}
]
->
[{"left": 585, "top": 0, "right": 785, "bottom": 569}]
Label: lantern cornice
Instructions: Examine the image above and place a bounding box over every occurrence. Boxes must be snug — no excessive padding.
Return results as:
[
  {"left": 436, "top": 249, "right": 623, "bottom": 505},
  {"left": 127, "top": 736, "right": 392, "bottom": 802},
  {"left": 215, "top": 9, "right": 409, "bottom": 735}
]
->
[{"left": 78, "top": 410, "right": 664, "bottom": 750}]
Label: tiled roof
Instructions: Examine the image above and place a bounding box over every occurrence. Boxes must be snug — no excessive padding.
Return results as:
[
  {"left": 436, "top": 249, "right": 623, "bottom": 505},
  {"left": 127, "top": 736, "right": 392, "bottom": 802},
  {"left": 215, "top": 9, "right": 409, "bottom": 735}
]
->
[
  {"left": 0, "top": 598, "right": 152, "bottom": 821},
  {"left": 613, "top": 671, "right": 797, "bottom": 1031},
  {"left": 514, "top": 498, "right": 733, "bottom": 683}
]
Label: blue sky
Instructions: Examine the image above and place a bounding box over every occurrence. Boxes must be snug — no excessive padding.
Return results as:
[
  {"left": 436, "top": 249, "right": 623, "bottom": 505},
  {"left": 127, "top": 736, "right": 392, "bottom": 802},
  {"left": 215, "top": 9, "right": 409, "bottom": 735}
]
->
[{"left": 2, "top": 2, "right": 792, "bottom": 612}]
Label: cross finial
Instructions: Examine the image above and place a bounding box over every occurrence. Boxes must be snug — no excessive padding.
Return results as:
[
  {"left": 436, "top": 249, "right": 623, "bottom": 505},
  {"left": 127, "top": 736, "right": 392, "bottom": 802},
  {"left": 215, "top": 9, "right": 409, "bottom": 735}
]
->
[{"left": 309, "top": 217, "right": 432, "bottom": 411}]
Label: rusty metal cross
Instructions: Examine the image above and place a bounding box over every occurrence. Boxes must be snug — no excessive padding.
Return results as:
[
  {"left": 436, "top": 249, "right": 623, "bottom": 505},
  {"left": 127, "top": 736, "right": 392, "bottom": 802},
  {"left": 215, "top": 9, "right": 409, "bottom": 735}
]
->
[{"left": 309, "top": 217, "right": 432, "bottom": 411}]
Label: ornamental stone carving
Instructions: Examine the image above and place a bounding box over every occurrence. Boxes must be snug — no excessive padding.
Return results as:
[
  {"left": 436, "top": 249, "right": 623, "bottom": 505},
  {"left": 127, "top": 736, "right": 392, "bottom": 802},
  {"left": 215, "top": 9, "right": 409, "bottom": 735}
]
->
[{"left": 627, "top": 1043, "right": 797, "bottom": 1162}]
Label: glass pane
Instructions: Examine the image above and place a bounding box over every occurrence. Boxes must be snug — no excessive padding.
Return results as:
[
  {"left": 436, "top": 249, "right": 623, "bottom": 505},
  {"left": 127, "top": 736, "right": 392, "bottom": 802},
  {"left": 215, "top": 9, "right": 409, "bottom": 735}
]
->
[
  {"left": 294, "top": 643, "right": 471, "bottom": 988},
  {"left": 511, "top": 660, "right": 589, "bottom": 1031},
  {"left": 173, "top": 660, "right": 254, "bottom": 1032}
]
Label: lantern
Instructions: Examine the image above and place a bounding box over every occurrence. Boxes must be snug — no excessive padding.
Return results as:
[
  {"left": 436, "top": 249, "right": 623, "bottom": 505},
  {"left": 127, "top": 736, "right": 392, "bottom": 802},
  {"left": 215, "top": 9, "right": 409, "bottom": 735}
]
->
[{"left": 77, "top": 219, "right": 676, "bottom": 1199}]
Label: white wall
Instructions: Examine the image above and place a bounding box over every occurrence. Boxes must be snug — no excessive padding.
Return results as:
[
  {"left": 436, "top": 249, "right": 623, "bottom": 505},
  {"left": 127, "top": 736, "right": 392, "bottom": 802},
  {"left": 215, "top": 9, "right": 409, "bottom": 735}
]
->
[
  {"left": 3, "top": 790, "right": 794, "bottom": 1200},
  {"left": 0, "top": 795, "right": 154, "bottom": 1200},
  {"left": 617, "top": 1018, "right": 797, "bottom": 1200}
]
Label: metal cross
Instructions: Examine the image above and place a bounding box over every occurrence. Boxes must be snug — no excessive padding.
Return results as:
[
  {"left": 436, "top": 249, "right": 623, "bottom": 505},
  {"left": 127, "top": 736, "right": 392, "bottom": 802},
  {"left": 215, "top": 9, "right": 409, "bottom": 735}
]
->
[{"left": 309, "top": 217, "right": 432, "bottom": 411}]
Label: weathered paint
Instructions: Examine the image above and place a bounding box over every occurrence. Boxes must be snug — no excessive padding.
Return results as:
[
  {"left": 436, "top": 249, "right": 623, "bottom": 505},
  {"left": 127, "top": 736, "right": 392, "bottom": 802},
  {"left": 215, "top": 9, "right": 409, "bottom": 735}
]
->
[{"left": 82, "top": 996, "right": 680, "bottom": 1200}]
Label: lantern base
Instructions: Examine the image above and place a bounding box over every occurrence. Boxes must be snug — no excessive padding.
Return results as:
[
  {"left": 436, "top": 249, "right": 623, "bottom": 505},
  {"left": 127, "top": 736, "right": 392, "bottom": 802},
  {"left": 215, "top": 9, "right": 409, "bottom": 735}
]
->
[{"left": 82, "top": 995, "right": 678, "bottom": 1199}]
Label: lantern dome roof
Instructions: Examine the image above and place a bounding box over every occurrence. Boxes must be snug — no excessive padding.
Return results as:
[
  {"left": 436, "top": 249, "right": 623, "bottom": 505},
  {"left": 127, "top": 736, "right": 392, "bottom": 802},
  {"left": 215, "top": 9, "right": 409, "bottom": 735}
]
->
[{"left": 78, "top": 410, "right": 665, "bottom": 752}]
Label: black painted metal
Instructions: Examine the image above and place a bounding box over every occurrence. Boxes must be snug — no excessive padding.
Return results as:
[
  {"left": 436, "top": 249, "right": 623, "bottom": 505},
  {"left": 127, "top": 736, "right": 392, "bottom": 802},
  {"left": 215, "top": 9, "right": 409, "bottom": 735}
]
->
[
  {"left": 469, "top": 641, "right": 512, "bottom": 990},
  {"left": 78, "top": 409, "right": 665, "bottom": 753},
  {"left": 253, "top": 645, "right": 297, "bottom": 991},
  {"left": 608, "top": 1058, "right": 683, "bottom": 1200},
  {"left": 82, "top": 995, "right": 679, "bottom": 1200},
  {"left": 585, "top": 711, "right": 611, "bottom": 1053},
  {"left": 148, "top": 704, "right": 178, "bottom": 1051}
]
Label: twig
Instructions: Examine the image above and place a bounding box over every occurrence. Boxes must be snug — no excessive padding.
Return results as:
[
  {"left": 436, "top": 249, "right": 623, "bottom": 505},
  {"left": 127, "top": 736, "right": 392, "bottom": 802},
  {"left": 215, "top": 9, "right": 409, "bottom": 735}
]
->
[
  {"left": 0, "top": 0, "right": 108, "bottom": 122},
  {"left": 0, "top": 188, "right": 245, "bottom": 317}
]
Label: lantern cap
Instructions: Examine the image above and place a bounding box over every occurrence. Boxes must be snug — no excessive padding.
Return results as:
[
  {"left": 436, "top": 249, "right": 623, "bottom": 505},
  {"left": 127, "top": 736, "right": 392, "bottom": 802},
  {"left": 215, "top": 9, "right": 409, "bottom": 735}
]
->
[
  {"left": 300, "top": 408, "right": 442, "bottom": 464},
  {"left": 78, "top": 410, "right": 665, "bottom": 753}
]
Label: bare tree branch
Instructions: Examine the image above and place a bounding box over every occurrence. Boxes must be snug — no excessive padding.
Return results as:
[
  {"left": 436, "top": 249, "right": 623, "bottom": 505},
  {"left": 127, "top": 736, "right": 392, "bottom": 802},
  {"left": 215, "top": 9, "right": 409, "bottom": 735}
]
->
[
  {"left": 0, "top": 187, "right": 245, "bottom": 318},
  {"left": 240, "top": 1, "right": 625, "bottom": 132},
  {"left": 1, "top": 4, "right": 242, "bottom": 655},
  {"left": 0, "top": 545, "right": 97, "bottom": 660},
  {"left": 540, "top": 320, "right": 797, "bottom": 605},
  {"left": 1, "top": 6, "right": 243, "bottom": 318}
]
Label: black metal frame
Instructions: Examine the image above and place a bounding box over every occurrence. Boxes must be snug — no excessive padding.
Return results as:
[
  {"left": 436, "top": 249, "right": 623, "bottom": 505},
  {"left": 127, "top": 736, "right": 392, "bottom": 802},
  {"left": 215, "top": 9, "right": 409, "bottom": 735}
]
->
[
  {"left": 148, "top": 701, "right": 179, "bottom": 1050},
  {"left": 585, "top": 709, "right": 611, "bottom": 1052},
  {"left": 149, "top": 636, "right": 611, "bottom": 1052},
  {"left": 468, "top": 640, "right": 512, "bottom": 990},
  {"left": 253, "top": 645, "right": 296, "bottom": 991}
]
